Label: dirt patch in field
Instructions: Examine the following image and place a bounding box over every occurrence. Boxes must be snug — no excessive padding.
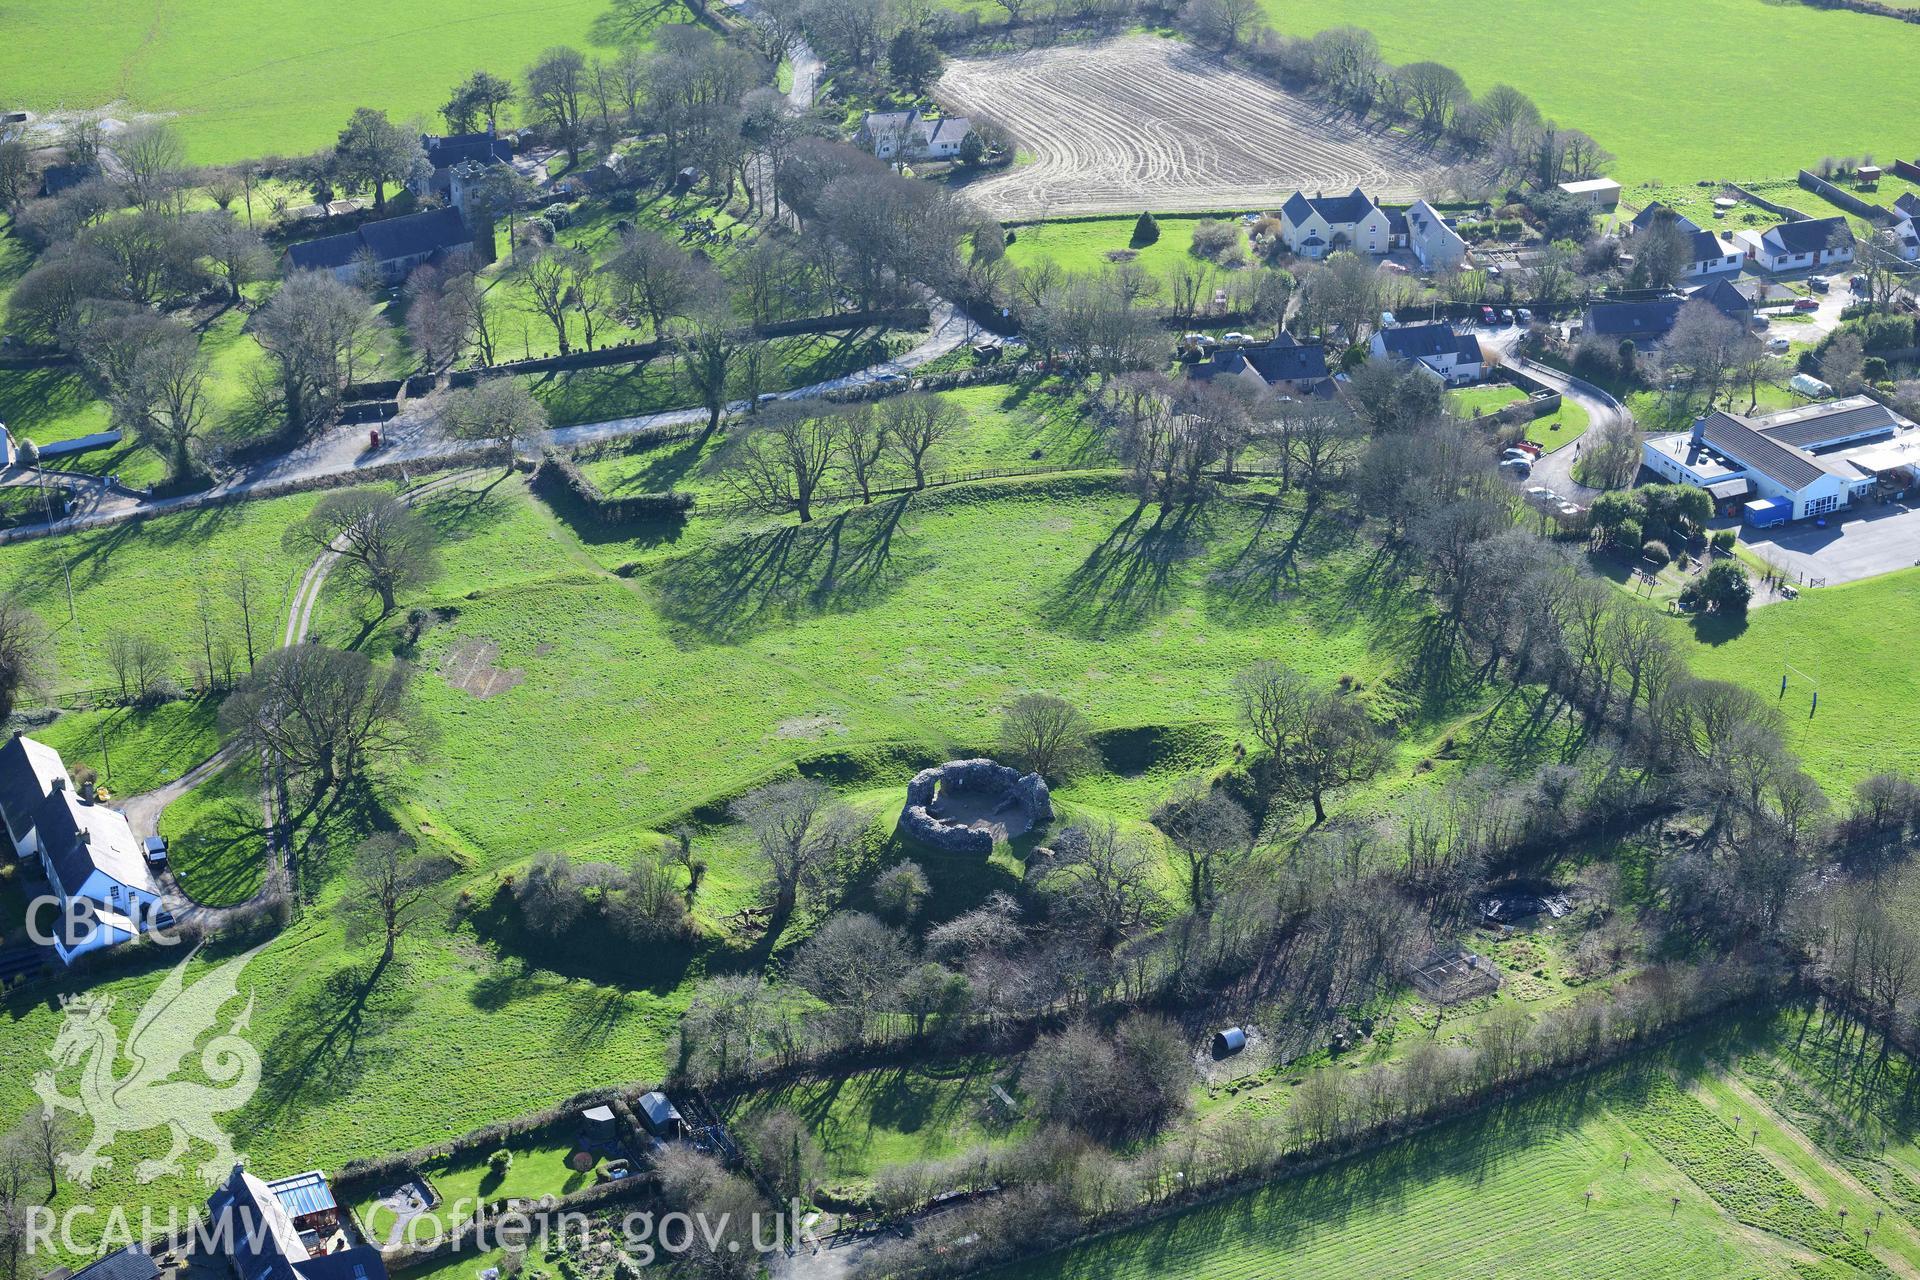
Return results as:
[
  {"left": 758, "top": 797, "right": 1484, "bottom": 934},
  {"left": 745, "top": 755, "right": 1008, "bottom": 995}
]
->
[
  {"left": 439, "top": 637, "right": 525, "bottom": 700},
  {"left": 937, "top": 35, "right": 1455, "bottom": 220},
  {"left": 774, "top": 714, "right": 846, "bottom": 740}
]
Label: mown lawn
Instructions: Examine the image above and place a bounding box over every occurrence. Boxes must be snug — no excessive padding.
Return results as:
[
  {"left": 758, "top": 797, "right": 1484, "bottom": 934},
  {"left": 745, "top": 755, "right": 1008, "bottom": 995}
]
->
[
  {"left": 158, "top": 760, "right": 268, "bottom": 906},
  {"left": 1447, "top": 385, "right": 1527, "bottom": 420},
  {"left": 1527, "top": 396, "right": 1591, "bottom": 451},
  {"left": 0, "top": 0, "right": 696, "bottom": 163},
  {"left": 1681, "top": 567, "right": 1920, "bottom": 796},
  {"left": 1261, "top": 0, "right": 1920, "bottom": 185},
  {"left": 355, "top": 1135, "right": 601, "bottom": 1243},
  {"left": 1003, "top": 214, "right": 1254, "bottom": 277}
]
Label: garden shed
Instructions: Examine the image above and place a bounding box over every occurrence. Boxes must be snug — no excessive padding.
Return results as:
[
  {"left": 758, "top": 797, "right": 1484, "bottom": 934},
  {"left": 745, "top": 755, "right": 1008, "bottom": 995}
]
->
[
  {"left": 580, "top": 1104, "right": 616, "bottom": 1142},
  {"left": 638, "top": 1091, "right": 684, "bottom": 1138}
]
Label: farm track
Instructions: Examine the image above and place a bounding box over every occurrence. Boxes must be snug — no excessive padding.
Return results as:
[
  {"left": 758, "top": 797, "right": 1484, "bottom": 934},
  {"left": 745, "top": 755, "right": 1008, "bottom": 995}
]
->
[
  {"left": 137, "top": 469, "right": 486, "bottom": 916},
  {"left": 937, "top": 36, "right": 1452, "bottom": 220}
]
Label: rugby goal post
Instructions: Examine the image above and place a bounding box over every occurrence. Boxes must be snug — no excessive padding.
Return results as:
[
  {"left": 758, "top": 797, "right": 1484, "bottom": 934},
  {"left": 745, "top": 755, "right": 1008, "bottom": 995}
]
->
[{"left": 1780, "top": 644, "right": 1818, "bottom": 717}]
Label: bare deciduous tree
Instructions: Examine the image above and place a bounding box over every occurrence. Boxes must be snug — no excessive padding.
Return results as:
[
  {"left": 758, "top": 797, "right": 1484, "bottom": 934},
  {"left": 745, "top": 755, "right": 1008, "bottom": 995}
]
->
[
  {"left": 0, "top": 595, "right": 51, "bottom": 724},
  {"left": 997, "top": 692, "right": 1096, "bottom": 782},
  {"left": 879, "top": 393, "right": 959, "bottom": 489},
  {"left": 254, "top": 271, "right": 378, "bottom": 434},
  {"left": 720, "top": 399, "right": 842, "bottom": 522},
  {"left": 338, "top": 832, "right": 456, "bottom": 968},
  {"left": 732, "top": 777, "right": 862, "bottom": 918},
  {"left": 287, "top": 491, "right": 439, "bottom": 615},
  {"left": 436, "top": 379, "right": 550, "bottom": 467}
]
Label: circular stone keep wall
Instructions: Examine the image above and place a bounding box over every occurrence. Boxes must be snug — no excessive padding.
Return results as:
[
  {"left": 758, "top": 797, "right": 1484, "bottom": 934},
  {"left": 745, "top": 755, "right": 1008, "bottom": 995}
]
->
[{"left": 900, "top": 758, "right": 1054, "bottom": 855}]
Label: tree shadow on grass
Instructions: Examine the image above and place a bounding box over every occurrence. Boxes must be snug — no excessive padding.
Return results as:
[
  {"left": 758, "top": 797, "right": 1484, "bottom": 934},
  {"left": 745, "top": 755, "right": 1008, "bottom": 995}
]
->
[
  {"left": 1688, "top": 610, "right": 1750, "bottom": 645},
  {"left": 1006, "top": 386, "right": 1112, "bottom": 468},
  {"left": 1203, "top": 497, "right": 1341, "bottom": 620},
  {"left": 19, "top": 495, "right": 247, "bottom": 608},
  {"left": 1040, "top": 502, "right": 1213, "bottom": 638},
  {"left": 168, "top": 793, "right": 269, "bottom": 908},
  {"left": 652, "top": 497, "right": 916, "bottom": 643},
  {"left": 465, "top": 885, "right": 697, "bottom": 997},
  {"left": 248, "top": 955, "right": 418, "bottom": 1123},
  {"left": 415, "top": 473, "right": 521, "bottom": 542},
  {"left": 596, "top": 439, "right": 708, "bottom": 494}
]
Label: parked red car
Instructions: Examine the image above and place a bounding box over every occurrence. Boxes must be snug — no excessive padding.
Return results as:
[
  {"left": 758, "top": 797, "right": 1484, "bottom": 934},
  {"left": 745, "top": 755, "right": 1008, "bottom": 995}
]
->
[
  {"left": 1480, "top": 306, "right": 1498, "bottom": 324},
  {"left": 1793, "top": 297, "right": 1820, "bottom": 312}
]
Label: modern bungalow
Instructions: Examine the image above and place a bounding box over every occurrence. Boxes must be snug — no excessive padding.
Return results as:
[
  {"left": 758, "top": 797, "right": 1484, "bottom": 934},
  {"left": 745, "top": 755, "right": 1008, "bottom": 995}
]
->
[
  {"left": 1680, "top": 226, "right": 1743, "bottom": 278},
  {"left": 1404, "top": 199, "right": 1469, "bottom": 271},
  {"left": 206, "top": 1165, "right": 387, "bottom": 1280},
  {"left": 1624, "top": 205, "right": 1739, "bottom": 276},
  {"left": 1278, "top": 189, "right": 1394, "bottom": 259},
  {"left": 1627, "top": 202, "right": 1688, "bottom": 236},
  {"left": 1734, "top": 217, "right": 1855, "bottom": 273},
  {"left": 1642, "top": 397, "right": 1920, "bottom": 522},
  {"left": 1369, "top": 323, "right": 1483, "bottom": 385},
  {"left": 856, "top": 110, "right": 973, "bottom": 162},
  {"left": 1582, "top": 298, "right": 1686, "bottom": 347}
]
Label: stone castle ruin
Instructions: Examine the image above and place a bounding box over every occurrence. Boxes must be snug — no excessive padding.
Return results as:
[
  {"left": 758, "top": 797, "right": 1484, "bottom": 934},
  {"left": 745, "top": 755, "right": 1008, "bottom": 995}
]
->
[{"left": 901, "top": 758, "right": 1054, "bottom": 855}]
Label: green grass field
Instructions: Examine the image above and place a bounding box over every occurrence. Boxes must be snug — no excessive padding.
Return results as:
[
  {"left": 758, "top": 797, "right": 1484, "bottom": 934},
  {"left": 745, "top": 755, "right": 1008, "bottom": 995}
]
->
[
  {"left": 32, "top": 698, "right": 221, "bottom": 797},
  {"left": 0, "top": 0, "right": 694, "bottom": 164},
  {"left": 158, "top": 760, "right": 269, "bottom": 906},
  {"left": 1003, "top": 214, "right": 1253, "bottom": 277},
  {"left": 354, "top": 1135, "right": 601, "bottom": 1243},
  {"left": 726, "top": 1059, "right": 1019, "bottom": 1185},
  {"left": 1263, "top": 0, "right": 1920, "bottom": 185},
  {"left": 1447, "top": 385, "right": 1527, "bottom": 419},
  {"left": 0, "top": 487, "right": 328, "bottom": 699},
  {"left": 996, "top": 1009, "right": 1920, "bottom": 1280},
  {"left": 0, "top": 460, "right": 1443, "bottom": 1266},
  {"left": 1682, "top": 567, "right": 1920, "bottom": 796},
  {"left": 1447, "top": 385, "right": 1592, "bottom": 451}
]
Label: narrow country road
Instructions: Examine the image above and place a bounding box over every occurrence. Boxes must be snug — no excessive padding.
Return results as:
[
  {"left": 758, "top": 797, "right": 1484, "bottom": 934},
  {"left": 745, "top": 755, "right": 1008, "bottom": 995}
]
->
[
  {"left": 0, "top": 21, "right": 970, "bottom": 546},
  {"left": 1484, "top": 327, "right": 1629, "bottom": 502},
  {"left": 1, "top": 298, "right": 976, "bottom": 543}
]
